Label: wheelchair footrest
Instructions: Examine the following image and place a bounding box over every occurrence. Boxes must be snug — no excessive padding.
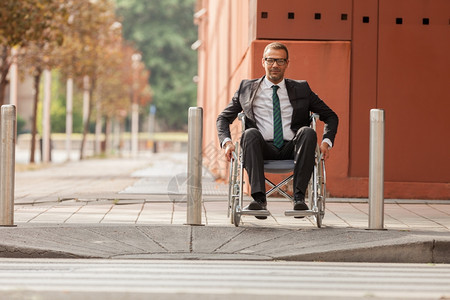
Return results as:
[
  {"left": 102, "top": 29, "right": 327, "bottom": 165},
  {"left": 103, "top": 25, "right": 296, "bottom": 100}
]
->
[
  {"left": 284, "top": 210, "right": 316, "bottom": 217},
  {"left": 240, "top": 209, "right": 271, "bottom": 217}
]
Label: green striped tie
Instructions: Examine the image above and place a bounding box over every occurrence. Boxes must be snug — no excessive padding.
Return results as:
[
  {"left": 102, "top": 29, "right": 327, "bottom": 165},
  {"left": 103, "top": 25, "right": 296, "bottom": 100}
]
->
[{"left": 272, "top": 85, "right": 283, "bottom": 148}]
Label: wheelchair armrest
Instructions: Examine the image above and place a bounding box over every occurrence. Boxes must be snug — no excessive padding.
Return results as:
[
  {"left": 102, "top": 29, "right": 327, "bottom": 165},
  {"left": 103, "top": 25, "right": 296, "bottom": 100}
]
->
[
  {"left": 309, "top": 113, "right": 319, "bottom": 123},
  {"left": 232, "top": 150, "right": 238, "bottom": 161},
  {"left": 310, "top": 113, "right": 319, "bottom": 131},
  {"left": 238, "top": 112, "right": 246, "bottom": 132}
]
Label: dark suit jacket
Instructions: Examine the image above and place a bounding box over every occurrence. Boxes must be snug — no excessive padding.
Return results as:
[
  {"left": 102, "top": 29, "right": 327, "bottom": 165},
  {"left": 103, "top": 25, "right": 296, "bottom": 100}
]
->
[{"left": 217, "top": 76, "right": 338, "bottom": 147}]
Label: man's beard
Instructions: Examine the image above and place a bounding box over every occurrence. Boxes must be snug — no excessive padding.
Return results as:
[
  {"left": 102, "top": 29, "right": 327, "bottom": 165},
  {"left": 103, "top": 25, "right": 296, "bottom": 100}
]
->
[{"left": 268, "top": 70, "right": 282, "bottom": 82}]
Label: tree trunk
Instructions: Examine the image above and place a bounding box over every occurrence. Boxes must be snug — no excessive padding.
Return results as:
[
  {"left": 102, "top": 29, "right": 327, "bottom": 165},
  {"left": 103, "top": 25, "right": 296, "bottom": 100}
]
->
[
  {"left": 79, "top": 99, "right": 91, "bottom": 160},
  {"left": 94, "top": 97, "right": 102, "bottom": 155},
  {"left": 80, "top": 78, "right": 95, "bottom": 160},
  {"left": 0, "top": 81, "right": 6, "bottom": 107},
  {"left": 41, "top": 69, "right": 52, "bottom": 163},
  {"left": 0, "top": 46, "right": 11, "bottom": 107},
  {"left": 105, "top": 116, "right": 112, "bottom": 154},
  {"left": 30, "top": 71, "right": 42, "bottom": 163}
]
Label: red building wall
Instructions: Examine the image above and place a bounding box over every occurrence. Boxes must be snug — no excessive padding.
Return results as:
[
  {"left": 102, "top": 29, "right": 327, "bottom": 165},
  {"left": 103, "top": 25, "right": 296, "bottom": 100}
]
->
[{"left": 196, "top": 0, "right": 450, "bottom": 199}]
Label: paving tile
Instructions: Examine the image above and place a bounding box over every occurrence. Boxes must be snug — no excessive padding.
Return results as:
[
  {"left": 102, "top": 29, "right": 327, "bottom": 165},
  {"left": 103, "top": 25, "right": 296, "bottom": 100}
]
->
[
  {"left": 10, "top": 154, "right": 449, "bottom": 233},
  {"left": 136, "top": 202, "right": 173, "bottom": 224},
  {"left": 430, "top": 204, "right": 450, "bottom": 214},
  {"left": 101, "top": 204, "right": 143, "bottom": 224},
  {"left": 14, "top": 205, "right": 53, "bottom": 223},
  {"left": 326, "top": 202, "right": 368, "bottom": 228},
  {"left": 65, "top": 204, "right": 113, "bottom": 223},
  {"left": 27, "top": 205, "right": 83, "bottom": 223}
]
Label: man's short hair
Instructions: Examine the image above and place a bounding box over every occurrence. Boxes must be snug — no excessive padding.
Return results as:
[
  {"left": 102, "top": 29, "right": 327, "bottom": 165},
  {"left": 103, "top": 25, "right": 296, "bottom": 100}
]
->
[{"left": 263, "top": 42, "right": 289, "bottom": 60}]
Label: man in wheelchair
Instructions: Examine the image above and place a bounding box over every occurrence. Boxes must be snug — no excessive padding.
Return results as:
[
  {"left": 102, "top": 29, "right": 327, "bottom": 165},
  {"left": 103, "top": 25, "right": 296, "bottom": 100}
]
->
[{"left": 217, "top": 42, "right": 338, "bottom": 219}]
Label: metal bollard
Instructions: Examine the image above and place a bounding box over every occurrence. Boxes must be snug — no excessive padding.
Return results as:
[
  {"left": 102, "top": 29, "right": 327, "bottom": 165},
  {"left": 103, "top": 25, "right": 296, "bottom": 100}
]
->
[
  {"left": 368, "top": 109, "right": 385, "bottom": 230},
  {"left": 0, "top": 105, "right": 16, "bottom": 226},
  {"left": 66, "top": 77, "right": 73, "bottom": 161},
  {"left": 186, "top": 107, "right": 203, "bottom": 225}
]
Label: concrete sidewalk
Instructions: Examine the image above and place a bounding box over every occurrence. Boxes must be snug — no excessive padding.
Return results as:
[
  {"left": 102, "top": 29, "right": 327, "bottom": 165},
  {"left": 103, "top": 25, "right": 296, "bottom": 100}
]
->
[{"left": 2, "top": 152, "right": 449, "bottom": 263}]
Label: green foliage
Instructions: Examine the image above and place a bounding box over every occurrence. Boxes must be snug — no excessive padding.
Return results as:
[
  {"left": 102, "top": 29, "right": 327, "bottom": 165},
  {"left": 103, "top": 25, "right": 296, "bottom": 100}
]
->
[
  {"left": 1, "top": 0, "right": 150, "bottom": 161},
  {"left": 114, "top": 0, "right": 197, "bottom": 130},
  {"left": 50, "top": 72, "right": 83, "bottom": 133},
  {"left": 37, "top": 70, "right": 83, "bottom": 134},
  {"left": 59, "top": 0, "right": 119, "bottom": 84},
  {"left": 17, "top": 115, "right": 26, "bottom": 134}
]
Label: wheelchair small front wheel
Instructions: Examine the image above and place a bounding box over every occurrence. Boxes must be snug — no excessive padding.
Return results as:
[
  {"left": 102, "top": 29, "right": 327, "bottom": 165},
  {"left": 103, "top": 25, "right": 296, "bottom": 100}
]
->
[
  {"left": 315, "top": 198, "right": 323, "bottom": 228},
  {"left": 233, "top": 204, "right": 241, "bottom": 227},
  {"left": 230, "top": 197, "right": 236, "bottom": 225},
  {"left": 230, "top": 194, "right": 241, "bottom": 226}
]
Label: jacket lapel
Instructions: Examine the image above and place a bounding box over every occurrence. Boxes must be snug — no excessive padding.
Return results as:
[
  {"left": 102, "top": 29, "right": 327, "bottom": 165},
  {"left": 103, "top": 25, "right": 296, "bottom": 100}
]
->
[
  {"left": 285, "top": 79, "right": 296, "bottom": 102},
  {"left": 245, "top": 77, "right": 264, "bottom": 122},
  {"left": 285, "top": 79, "right": 300, "bottom": 126}
]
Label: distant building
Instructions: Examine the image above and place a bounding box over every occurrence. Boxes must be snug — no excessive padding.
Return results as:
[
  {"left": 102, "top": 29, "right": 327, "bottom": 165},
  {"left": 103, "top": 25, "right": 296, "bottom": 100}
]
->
[
  {"left": 194, "top": 0, "right": 449, "bottom": 199},
  {"left": 5, "top": 75, "right": 34, "bottom": 133}
]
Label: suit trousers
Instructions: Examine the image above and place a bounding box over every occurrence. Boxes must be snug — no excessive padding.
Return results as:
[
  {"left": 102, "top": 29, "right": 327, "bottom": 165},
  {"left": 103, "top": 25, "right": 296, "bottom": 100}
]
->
[{"left": 241, "top": 127, "right": 317, "bottom": 201}]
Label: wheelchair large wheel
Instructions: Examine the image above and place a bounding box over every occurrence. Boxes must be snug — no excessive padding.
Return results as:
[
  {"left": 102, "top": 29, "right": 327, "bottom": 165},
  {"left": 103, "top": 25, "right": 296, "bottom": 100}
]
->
[
  {"left": 317, "top": 157, "right": 326, "bottom": 220},
  {"left": 229, "top": 146, "right": 242, "bottom": 227},
  {"left": 313, "top": 182, "right": 323, "bottom": 228},
  {"left": 227, "top": 160, "right": 234, "bottom": 219},
  {"left": 307, "top": 180, "right": 314, "bottom": 212},
  {"left": 229, "top": 156, "right": 238, "bottom": 225},
  {"left": 306, "top": 179, "right": 320, "bottom": 227},
  {"left": 308, "top": 161, "right": 322, "bottom": 228}
]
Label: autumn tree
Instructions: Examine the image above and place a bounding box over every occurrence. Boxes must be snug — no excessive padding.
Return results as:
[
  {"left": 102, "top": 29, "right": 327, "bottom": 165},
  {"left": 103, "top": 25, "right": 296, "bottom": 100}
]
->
[
  {"left": 19, "top": 0, "right": 68, "bottom": 163},
  {"left": 0, "top": 0, "right": 66, "bottom": 106},
  {"left": 58, "top": 0, "right": 122, "bottom": 159},
  {"left": 2, "top": 0, "right": 152, "bottom": 160}
]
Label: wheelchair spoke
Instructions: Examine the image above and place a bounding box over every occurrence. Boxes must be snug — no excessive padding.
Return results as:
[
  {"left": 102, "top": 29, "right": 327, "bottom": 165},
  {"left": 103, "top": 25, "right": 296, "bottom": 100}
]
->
[
  {"left": 228, "top": 143, "right": 243, "bottom": 227},
  {"left": 227, "top": 157, "right": 234, "bottom": 218}
]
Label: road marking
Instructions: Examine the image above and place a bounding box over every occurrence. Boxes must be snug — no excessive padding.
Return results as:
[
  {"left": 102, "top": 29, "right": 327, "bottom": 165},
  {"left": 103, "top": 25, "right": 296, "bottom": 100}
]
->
[{"left": 0, "top": 259, "right": 448, "bottom": 298}]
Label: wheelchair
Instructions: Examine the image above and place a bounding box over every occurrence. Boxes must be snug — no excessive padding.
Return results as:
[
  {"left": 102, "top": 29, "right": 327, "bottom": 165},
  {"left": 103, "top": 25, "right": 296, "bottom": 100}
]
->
[{"left": 227, "top": 112, "right": 326, "bottom": 228}]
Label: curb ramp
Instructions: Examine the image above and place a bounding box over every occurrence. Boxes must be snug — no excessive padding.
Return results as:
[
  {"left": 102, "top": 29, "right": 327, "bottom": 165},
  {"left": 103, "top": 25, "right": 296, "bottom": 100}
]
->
[{"left": 0, "top": 225, "right": 449, "bottom": 263}]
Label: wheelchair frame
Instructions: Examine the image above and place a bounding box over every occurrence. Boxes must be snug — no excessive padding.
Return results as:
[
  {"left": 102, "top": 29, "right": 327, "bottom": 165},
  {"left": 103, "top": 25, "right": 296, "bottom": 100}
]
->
[{"left": 227, "top": 113, "right": 327, "bottom": 228}]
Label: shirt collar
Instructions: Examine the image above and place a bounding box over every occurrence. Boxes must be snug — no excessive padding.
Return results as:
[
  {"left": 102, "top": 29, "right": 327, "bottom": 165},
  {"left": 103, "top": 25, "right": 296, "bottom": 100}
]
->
[{"left": 263, "top": 76, "right": 286, "bottom": 90}]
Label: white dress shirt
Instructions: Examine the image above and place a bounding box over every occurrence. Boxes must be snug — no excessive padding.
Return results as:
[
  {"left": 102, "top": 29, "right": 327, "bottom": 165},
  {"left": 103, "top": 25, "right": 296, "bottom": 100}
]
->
[{"left": 253, "top": 77, "right": 294, "bottom": 141}]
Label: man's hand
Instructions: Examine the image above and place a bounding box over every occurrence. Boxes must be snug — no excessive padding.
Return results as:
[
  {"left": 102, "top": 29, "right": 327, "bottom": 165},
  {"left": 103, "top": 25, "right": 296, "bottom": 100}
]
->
[
  {"left": 319, "top": 142, "right": 330, "bottom": 161},
  {"left": 224, "top": 141, "right": 235, "bottom": 162}
]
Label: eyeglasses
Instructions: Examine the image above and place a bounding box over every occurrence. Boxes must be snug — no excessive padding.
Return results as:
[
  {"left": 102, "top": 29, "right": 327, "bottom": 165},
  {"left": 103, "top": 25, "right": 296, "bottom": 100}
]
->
[{"left": 264, "top": 58, "right": 287, "bottom": 66}]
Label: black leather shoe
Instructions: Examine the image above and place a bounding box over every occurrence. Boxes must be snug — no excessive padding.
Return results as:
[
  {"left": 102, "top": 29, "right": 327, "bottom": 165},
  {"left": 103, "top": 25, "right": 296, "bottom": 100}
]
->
[
  {"left": 293, "top": 200, "right": 309, "bottom": 211},
  {"left": 244, "top": 200, "right": 268, "bottom": 220},
  {"left": 293, "top": 199, "right": 308, "bottom": 219}
]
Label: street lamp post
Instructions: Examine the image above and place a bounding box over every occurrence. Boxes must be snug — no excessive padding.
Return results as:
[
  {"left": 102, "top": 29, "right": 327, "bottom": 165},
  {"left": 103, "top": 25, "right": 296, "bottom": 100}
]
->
[
  {"left": 42, "top": 69, "right": 51, "bottom": 163},
  {"left": 66, "top": 77, "right": 73, "bottom": 161},
  {"left": 9, "top": 47, "right": 18, "bottom": 107},
  {"left": 80, "top": 75, "right": 90, "bottom": 160},
  {"left": 131, "top": 53, "right": 141, "bottom": 158}
]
